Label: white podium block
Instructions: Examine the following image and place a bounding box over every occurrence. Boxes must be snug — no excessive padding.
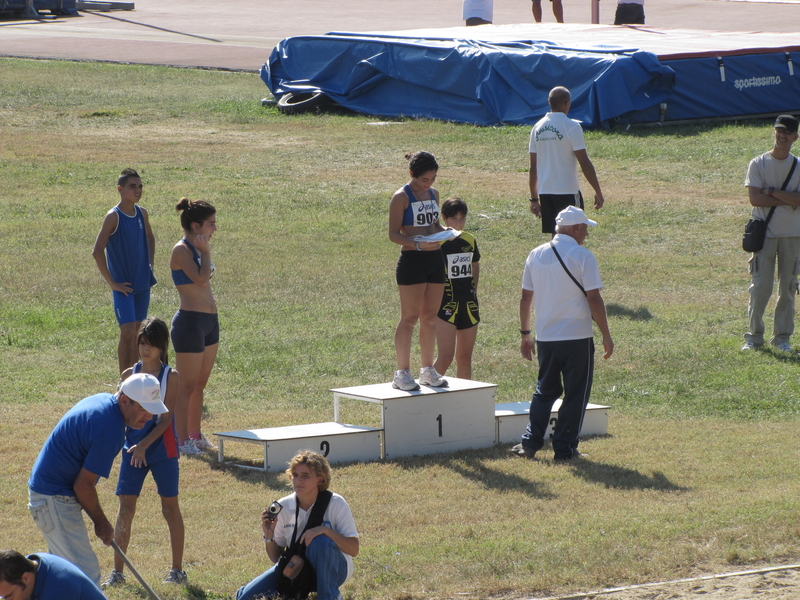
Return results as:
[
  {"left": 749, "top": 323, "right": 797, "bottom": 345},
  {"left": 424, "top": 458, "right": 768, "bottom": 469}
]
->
[
  {"left": 214, "top": 422, "right": 381, "bottom": 472},
  {"left": 495, "top": 399, "right": 609, "bottom": 445},
  {"left": 332, "top": 378, "right": 497, "bottom": 459}
]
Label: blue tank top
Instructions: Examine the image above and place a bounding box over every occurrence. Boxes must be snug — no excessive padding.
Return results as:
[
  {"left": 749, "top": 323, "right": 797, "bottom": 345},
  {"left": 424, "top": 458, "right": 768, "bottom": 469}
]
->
[
  {"left": 106, "top": 205, "right": 156, "bottom": 293},
  {"left": 171, "top": 238, "right": 214, "bottom": 286},
  {"left": 125, "top": 363, "right": 179, "bottom": 460},
  {"left": 402, "top": 184, "right": 440, "bottom": 227}
]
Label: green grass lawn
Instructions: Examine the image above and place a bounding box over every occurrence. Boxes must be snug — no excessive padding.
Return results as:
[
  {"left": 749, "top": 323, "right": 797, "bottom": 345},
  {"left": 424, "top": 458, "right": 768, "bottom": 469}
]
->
[{"left": 1, "top": 58, "right": 800, "bottom": 600}]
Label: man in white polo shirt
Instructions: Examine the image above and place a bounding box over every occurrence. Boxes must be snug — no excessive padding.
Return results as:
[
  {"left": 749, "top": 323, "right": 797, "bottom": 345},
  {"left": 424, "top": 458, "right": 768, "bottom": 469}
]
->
[{"left": 513, "top": 206, "right": 613, "bottom": 461}]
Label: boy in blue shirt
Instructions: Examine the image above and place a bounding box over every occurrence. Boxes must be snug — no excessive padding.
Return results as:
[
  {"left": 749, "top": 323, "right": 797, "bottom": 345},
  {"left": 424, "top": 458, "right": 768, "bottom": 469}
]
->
[{"left": 92, "top": 168, "right": 157, "bottom": 373}]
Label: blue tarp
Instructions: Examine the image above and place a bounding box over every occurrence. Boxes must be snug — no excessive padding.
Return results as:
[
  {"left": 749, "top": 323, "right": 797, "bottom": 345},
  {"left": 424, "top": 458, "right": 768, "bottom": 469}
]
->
[
  {"left": 628, "top": 51, "right": 800, "bottom": 124},
  {"left": 0, "top": 0, "right": 77, "bottom": 15},
  {"left": 260, "top": 33, "right": 676, "bottom": 128}
]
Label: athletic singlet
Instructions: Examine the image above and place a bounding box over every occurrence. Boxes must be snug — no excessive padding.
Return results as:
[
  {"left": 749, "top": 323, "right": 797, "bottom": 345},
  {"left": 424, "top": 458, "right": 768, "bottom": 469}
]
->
[
  {"left": 106, "top": 205, "right": 156, "bottom": 293},
  {"left": 171, "top": 238, "right": 214, "bottom": 286},
  {"left": 125, "top": 362, "right": 179, "bottom": 460},
  {"left": 401, "top": 184, "right": 440, "bottom": 227}
]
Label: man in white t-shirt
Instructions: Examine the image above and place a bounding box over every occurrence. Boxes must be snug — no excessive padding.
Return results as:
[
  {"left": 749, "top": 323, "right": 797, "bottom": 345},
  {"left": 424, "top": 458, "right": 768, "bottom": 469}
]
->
[
  {"left": 742, "top": 115, "right": 800, "bottom": 352},
  {"left": 529, "top": 86, "right": 605, "bottom": 234},
  {"left": 513, "top": 206, "right": 613, "bottom": 461}
]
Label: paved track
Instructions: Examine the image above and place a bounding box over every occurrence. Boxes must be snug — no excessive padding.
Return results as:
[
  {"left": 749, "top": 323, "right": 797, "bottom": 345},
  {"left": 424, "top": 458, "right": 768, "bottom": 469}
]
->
[{"left": 0, "top": 0, "right": 798, "bottom": 71}]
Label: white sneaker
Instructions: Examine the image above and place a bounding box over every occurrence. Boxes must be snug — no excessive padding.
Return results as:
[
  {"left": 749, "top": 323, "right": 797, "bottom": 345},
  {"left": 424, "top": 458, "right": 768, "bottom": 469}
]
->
[
  {"left": 194, "top": 433, "right": 216, "bottom": 452},
  {"left": 162, "top": 568, "right": 188, "bottom": 584},
  {"left": 101, "top": 570, "right": 125, "bottom": 588},
  {"left": 179, "top": 439, "right": 202, "bottom": 456},
  {"left": 741, "top": 342, "right": 756, "bottom": 351},
  {"left": 419, "top": 366, "right": 448, "bottom": 387},
  {"left": 775, "top": 342, "right": 794, "bottom": 353},
  {"left": 392, "top": 369, "right": 420, "bottom": 391}
]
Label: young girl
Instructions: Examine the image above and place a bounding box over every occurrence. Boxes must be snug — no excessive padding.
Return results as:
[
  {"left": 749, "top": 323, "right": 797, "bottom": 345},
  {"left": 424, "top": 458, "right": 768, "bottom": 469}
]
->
[
  {"left": 169, "top": 198, "right": 218, "bottom": 455},
  {"left": 388, "top": 151, "right": 449, "bottom": 391},
  {"left": 102, "top": 317, "right": 187, "bottom": 588},
  {"left": 434, "top": 198, "right": 481, "bottom": 380}
]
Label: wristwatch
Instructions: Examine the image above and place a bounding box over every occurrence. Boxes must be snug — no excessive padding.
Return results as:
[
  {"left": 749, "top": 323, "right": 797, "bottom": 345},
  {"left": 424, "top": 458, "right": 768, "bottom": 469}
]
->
[
  {"left": 520, "top": 329, "right": 532, "bottom": 335},
  {"left": 529, "top": 197, "right": 539, "bottom": 203}
]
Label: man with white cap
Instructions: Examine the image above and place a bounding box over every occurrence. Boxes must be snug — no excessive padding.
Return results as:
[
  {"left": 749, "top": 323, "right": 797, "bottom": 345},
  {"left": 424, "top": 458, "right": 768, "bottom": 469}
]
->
[
  {"left": 28, "top": 373, "right": 168, "bottom": 585},
  {"left": 513, "top": 206, "right": 613, "bottom": 461}
]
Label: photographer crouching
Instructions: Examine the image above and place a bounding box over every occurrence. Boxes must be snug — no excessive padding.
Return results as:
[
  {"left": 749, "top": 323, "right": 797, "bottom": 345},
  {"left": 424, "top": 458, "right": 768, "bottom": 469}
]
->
[{"left": 237, "top": 450, "right": 359, "bottom": 600}]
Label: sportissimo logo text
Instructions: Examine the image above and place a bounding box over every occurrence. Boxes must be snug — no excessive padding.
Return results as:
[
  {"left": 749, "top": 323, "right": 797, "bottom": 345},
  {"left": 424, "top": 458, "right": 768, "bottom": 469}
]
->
[{"left": 734, "top": 75, "right": 782, "bottom": 91}]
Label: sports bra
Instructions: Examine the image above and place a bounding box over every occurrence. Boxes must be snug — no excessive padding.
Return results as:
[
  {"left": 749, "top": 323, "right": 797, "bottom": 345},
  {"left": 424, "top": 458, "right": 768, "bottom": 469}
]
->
[
  {"left": 402, "top": 184, "right": 440, "bottom": 227},
  {"left": 171, "top": 238, "right": 214, "bottom": 286}
]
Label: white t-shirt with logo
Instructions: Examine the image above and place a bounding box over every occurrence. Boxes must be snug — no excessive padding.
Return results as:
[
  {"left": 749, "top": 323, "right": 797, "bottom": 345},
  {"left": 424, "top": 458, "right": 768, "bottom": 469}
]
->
[{"left": 529, "top": 112, "right": 587, "bottom": 195}]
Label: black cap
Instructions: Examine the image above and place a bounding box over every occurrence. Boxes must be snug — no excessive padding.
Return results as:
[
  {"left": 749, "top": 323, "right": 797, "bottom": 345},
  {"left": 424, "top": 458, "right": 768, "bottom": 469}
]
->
[{"left": 774, "top": 115, "right": 799, "bottom": 134}]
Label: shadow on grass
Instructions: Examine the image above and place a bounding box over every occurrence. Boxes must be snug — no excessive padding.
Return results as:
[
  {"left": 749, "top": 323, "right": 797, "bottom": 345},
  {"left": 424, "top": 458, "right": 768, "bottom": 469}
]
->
[
  {"left": 566, "top": 459, "right": 688, "bottom": 491},
  {"left": 606, "top": 303, "right": 653, "bottom": 321},
  {"left": 390, "top": 446, "right": 557, "bottom": 500}
]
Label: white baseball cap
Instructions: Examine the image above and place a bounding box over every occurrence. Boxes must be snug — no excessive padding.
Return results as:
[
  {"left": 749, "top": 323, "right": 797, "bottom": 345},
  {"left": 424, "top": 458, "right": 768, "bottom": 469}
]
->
[
  {"left": 119, "top": 373, "right": 168, "bottom": 414},
  {"left": 556, "top": 206, "right": 597, "bottom": 227}
]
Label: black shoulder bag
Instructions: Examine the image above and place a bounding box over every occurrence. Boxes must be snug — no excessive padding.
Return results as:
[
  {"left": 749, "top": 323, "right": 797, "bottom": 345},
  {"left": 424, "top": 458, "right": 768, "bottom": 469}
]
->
[
  {"left": 743, "top": 156, "right": 798, "bottom": 252},
  {"left": 550, "top": 241, "right": 586, "bottom": 297},
  {"left": 275, "top": 490, "right": 333, "bottom": 600}
]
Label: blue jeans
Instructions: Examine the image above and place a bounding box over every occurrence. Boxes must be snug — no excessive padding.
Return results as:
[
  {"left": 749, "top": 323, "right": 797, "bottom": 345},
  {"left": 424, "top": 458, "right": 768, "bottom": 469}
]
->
[
  {"left": 236, "top": 536, "right": 347, "bottom": 600},
  {"left": 520, "top": 337, "right": 594, "bottom": 459}
]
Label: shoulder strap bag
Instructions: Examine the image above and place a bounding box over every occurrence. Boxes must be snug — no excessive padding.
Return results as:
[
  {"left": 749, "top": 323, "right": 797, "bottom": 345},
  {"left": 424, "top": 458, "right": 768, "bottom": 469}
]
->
[
  {"left": 275, "top": 490, "right": 333, "bottom": 600},
  {"left": 550, "top": 241, "right": 586, "bottom": 297},
  {"left": 743, "top": 156, "right": 798, "bottom": 253}
]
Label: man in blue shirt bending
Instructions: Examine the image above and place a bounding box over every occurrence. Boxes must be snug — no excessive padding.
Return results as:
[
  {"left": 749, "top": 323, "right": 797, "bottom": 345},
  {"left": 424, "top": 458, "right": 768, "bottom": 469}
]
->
[{"left": 27, "top": 373, "right": 168, "bottom": 585}]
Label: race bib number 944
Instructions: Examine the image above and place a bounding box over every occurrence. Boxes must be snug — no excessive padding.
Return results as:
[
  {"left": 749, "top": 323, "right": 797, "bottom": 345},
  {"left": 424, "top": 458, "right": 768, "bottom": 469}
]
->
[
  {"left": 447, "top": 252, "right": 473, "bottom": 279},
  {"left": 412, "top": 200, "right": 440, "bottom": 226}
]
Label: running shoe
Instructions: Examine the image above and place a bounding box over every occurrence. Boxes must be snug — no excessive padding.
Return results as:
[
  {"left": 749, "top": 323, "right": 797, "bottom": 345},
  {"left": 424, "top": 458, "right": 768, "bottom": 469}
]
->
[
  {"left": 163, "top": 568, "right": 188, "bottom": 584},
  {"left": 419, "top": 366, "right": 448, "bottom": 387},
  {"left": 101, "top": 570, "right": 125, "bottom": 588},
  {"left": 194, "top": 433, "right": 216, "bottom": 452},
  {"left": 775, "top": 342, "right": 794, "bottom": 353},
  {"left": 179, "top": 439, "right": 202, "bottom": 456},
  {"left": 741, "top": 342, "right": 757, "bottom": 351},
  {"left": 392, "top": 369, "right": 420, "bottom": 391}
]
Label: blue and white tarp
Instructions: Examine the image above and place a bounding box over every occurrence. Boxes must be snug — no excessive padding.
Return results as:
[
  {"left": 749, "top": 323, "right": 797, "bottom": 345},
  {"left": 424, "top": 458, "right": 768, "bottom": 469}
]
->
[{"left": 261, "top": 31, "right": 676, "bottom": 129}]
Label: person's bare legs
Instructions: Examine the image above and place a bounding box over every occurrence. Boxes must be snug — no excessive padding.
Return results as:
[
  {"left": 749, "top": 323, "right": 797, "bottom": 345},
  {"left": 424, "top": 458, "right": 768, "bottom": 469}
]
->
[
  {"left": 188, "top": 343, "right": 217, "bottom": 437},
  {"left": 552, "top": 0, "right": 564, "bottom": 22},
  {"left": 532, "top": 0, "right": 543, "bottom": 22},
  {"left": 113, "top": 495, "right": 138, "bottom": 573},
  {"left": 419, "top": 283, "right": 445, "bottom": 368},
  {"left": 395, "top": 284, "right": 427, "bottom": 371},
  {"left": 118, "top": 321, "right": 140, "bottom": 374},
  {"left": 434, "top": 319, "right": 457, "bottom": 375},
  {"left": 160, "top": 495, "right": 185, "bottom": 571},
  {"left": 454, "top": 325, "right": 479, "bottom": 380}
]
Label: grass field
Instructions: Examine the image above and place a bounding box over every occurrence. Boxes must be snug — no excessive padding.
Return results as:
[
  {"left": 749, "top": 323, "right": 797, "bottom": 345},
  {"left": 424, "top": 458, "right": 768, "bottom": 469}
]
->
[{"left": 2, "top": 58, "right": 800, "bottom": 600}]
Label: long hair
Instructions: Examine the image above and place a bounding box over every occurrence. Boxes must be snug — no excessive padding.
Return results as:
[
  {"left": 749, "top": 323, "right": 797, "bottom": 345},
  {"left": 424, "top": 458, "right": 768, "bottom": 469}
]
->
[{"left": 137, "top": 317, "right": 170, "bottom": 364}]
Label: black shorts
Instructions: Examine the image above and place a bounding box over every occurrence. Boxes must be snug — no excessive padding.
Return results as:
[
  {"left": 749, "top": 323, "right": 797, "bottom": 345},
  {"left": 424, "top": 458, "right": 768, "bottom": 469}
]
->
[
  {"left": 438, "top": 297, "right": 480, "bottom": 330},
  {"left": 396, "top": 249, "right": 447, "bottom": 286},
  {"left": 614, "top": 3, "right": 645, "bottom": 25},
  {"left": 171, "top": 310, "right": 219, "bottom": 353},
  {"left": 540, "top": 192, "right": 584, "bottom": 234}
]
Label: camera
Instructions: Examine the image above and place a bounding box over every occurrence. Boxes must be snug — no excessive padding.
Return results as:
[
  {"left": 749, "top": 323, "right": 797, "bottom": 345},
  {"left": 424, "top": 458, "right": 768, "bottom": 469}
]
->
[{"left": 265, "top": 500, "right": 283, "bottom": 521}]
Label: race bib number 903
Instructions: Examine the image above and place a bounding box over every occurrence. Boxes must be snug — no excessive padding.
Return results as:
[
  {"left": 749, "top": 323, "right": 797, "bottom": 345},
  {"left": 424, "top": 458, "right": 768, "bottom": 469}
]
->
[
  {"left": 447, "top": 252, "right": 473, "bottom": 279},
  {"left": 412, "top": 200, "right": 440, "bottom": 226}
]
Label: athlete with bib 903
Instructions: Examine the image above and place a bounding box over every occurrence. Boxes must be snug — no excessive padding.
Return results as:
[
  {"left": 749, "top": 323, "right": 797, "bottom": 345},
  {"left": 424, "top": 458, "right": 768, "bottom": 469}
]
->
[{"left": 389, "top": 151, "right": 450, "bottom": 391}]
